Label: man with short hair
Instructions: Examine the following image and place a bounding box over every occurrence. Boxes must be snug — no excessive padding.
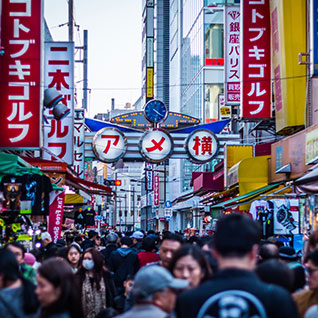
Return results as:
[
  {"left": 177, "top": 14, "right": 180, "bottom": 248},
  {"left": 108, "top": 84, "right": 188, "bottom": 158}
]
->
[
  {"left": 100, "top": 232, "right": 119, "bottom": 265},
  {"left": 81, "top": 230, "right": 97, "bottom": 251},
  {"left": 116, "top": 265, "right": 188, "bottom": 318},
  {"left": 158, "top": 233, "right": 183, "bottom": 269},
  {"left": 130, "top": 231, "right": 144, "bottom": 253},
  {"left": 294, "top": 250, "right": 318, "bottom": 317},
  {"left": 6, "top": 242, "right": 36, "bottom": 283},
  {"left": 176, "top": 214, "right": 299, "bottom": 318}
]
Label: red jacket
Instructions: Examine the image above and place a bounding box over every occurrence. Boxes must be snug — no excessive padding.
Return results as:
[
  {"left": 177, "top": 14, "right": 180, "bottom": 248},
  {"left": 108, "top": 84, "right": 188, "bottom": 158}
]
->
[{"left": 137, "top": 251, "right": 159, "bottom": 268}]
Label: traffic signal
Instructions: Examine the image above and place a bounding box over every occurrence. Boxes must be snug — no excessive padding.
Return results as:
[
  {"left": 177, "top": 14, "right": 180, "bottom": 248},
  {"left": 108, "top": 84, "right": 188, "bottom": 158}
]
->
[{"left": 104, "top": 179, "right": 121, "bottom": 186}]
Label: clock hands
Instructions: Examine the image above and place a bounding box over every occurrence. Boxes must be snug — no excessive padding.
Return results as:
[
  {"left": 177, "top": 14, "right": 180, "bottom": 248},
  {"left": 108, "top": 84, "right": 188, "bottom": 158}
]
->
[{"left": 153, "top": 108, "right": 162, "bottom": 116}]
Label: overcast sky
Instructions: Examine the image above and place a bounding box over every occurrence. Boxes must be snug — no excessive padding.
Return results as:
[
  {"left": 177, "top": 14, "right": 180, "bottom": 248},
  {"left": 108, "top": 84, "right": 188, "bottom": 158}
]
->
[{"left": 44, "top": 0, "right": 142, "bottom": 117}]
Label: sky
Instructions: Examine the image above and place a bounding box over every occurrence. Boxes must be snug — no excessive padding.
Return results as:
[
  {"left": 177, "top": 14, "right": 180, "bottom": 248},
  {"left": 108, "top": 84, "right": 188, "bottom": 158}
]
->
[{"left": 44, "top": 0, "right": 142, "bottom": 117}]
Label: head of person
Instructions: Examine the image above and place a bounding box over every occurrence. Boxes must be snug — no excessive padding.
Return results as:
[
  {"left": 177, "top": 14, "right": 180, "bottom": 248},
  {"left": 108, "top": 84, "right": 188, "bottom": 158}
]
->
[
  {"left": 278, "top": 246, "right": 298, "bottom": 263},
  {"left": 169, "top": 244, "right": 212, "bottom": 289},
  {"left": 120, "top": 236, "right": 133, "bottom": 248},
  {"left": 256, "top": 259, "right": 294, "bottom": 292},
  {"left": 308, "top": 231, "right": 318, "bottom": 253},
  {"left": 132, "top": 265, "right": 188, "bottom": 313},
  {"left": 36, "top": 258, "right": 82, "bottom": 318},
  {"left": 258, "top": 242, "right": 279, "bottom": 263},
  {"left": 141, "top": 236, "right": 156, "bottom": 252},
  {"left": 67, "top": 243, "right": 82, "bottom": 268},
  {"left": 0, "top": 248, "right": 38, "bottom": 314},
  {"left": 106, "top": 232, "right": 118, "bottom": 245},
  {"left": 305, "top": 249, "right": 318, "bottom": 291},
  {"left": 130, "top": 231, "right": 144, "bottom": 245},
  {"left": 41, "top": 232, "right": 52, "bottom": 247},
  {"left": 74, "top": 235, "right": 83, "bottom": 245},
  {"left": 159, "top": 233, "right": 184, "bottom": 269},
  {"left": 88, "top": 230, "right": 97, "bottom": 241},
  {"left": 213, "top": 213, "right": 261, "bottom": 270},
  {"left": 95, "top": 236, "right": 102, "bottom": 247},
  {"left": 123, "top": 274, "right": 134, "bottom": 297},
  {"left": 6, "top": 241, "right": 26, "bottom": 265}
]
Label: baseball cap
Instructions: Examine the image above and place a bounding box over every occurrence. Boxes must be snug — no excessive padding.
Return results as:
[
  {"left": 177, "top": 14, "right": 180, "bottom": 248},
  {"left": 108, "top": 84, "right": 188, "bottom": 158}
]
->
[
  {"left": 130, "top": 231, "right": 144, "bottom": 240},
  {"left": 41, "top": 232, "right": 52, "bottom": 241},
  {"left": 106, "top": 232, "right": 119, "bottom": 243},
  {"left": 133, "top": 265, "right": 188, "bottom": 298}
]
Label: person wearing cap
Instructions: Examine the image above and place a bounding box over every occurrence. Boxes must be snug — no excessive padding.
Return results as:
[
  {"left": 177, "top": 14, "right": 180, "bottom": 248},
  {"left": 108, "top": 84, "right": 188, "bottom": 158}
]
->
[
  {"left": 130, "top": 231, "right": 144, "bottom": 253},
  {"left": 115, "top": 265, "right": 188, "bottom": 318},
  {"left": 294, "top": 250, "right": 318, "bottom": 317},
  {"left": 81, "top": 230, "right": 97, "bottom": 251},
  {"left": 40, "top": 231, "right": 58, "bottom": 260},
  {"left": 100, "top": 232, "right": 119, "bottom": 266},
  {"left": 176, "top": 214, "right": 299, "bottom": 318},
  {"left": 279, "top": 246, "right": 306, "bottom": 292}
]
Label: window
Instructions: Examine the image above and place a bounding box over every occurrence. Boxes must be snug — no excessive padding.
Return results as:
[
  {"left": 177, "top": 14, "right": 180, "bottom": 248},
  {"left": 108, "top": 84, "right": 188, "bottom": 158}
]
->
[{"left": 205, "top": 23, "right": 224, "bottom": 64}]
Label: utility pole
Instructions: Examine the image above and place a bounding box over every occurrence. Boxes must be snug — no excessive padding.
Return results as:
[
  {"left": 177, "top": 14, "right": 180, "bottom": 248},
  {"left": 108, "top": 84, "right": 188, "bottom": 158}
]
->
[
  {"left": 68, "top": 0, "right": 73, "bottom": 42},
  {"left": 132, "top": 186, "right": 135, "bottom": 231}
]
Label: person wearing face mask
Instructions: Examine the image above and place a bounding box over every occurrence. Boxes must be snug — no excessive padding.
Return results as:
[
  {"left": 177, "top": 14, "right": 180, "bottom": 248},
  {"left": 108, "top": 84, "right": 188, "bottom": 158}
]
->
[
  {"left": 66, "top": 243, "right": 82, "bottom": 273},
  {"left": 77, "top": 248, "right": 116, "bottom": 318}
]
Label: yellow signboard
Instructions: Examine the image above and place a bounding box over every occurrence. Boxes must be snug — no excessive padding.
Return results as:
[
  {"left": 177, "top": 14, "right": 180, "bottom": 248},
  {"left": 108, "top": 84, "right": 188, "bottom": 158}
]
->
[
  {"left": 270, "top": 0, "right": 306, "bottom": 134},
  {"left": 306, "top": 128, "right": 318, "bottom": 164},
  {"left": 146, "top": 68, "right": 153, "bottom": 98}
]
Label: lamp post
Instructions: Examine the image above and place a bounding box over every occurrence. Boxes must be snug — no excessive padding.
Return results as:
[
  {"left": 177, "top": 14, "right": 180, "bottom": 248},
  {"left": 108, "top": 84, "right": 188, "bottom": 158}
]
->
[{"left": 120, "top": 188, "right": 136, "bottom": 231}]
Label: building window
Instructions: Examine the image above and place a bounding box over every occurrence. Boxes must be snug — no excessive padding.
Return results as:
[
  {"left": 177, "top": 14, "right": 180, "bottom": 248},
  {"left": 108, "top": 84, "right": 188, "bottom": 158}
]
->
[
  {"left": 205, "top": 23, "right": 224, "bottom": 65},
  {"left": 205, "top": 83, "right": 224, "bottom": 123}
]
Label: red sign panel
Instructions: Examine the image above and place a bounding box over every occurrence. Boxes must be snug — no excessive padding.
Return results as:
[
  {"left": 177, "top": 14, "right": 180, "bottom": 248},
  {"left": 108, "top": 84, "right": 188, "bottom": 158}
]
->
[
  {"left": 0, "top": 0, "right": 42, "bottom": 148},
  {"left": 241, "top": 0, "right": 271, "bottom": 118},
  {"left": 48, "top": 191, "right": 65, "bottom": 243}
]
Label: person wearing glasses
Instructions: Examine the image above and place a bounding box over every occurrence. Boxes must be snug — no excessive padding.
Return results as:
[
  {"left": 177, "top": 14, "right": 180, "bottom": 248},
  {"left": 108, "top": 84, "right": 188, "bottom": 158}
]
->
[{"left": 294, "top": 249, "right": 318, "bottom": 317}]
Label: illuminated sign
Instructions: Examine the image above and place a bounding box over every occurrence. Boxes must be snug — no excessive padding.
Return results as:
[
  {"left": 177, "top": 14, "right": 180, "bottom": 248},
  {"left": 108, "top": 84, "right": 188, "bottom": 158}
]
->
[
  {"left": 93, "top": 128, "right": 127, "bottom": 163},
  {"left": 140, "top": 129, "right": 173, "bottom": 163},
  {"left": 186, "top": 129, "right": 219, "bottom": 163}
]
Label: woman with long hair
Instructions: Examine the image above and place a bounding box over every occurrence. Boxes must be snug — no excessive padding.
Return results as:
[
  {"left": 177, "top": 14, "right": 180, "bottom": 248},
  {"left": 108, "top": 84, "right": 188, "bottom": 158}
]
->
[
  {"left": 36, "top": 258, "right": 83, "bottom": 318},
  {"left": 0, "top": 248, "right": 39, "bottom": 317},
  {"left": 66, "top": 243, "right": 82, "bottom": 273},
  {"left": 168, "top": 244, "right": 213, "bottom": 289},
  {"left": 77, "top": 248, "right": 116, "bottom": 318}
]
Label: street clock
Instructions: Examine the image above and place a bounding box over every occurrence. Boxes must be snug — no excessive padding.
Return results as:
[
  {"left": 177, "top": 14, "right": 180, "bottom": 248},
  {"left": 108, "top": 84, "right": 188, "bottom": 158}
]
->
[{"left": 143, "top": 99, "right": 168, "bottom": 124}]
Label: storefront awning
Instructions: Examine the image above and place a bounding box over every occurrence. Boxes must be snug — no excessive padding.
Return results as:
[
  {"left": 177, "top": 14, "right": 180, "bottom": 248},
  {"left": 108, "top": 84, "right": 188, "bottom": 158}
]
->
[
  {"left": 210, "top": 182, "right": 282, "bottom": 209},
  {"left": 65, "top": 193, "right": 84, "bottom": 204}
]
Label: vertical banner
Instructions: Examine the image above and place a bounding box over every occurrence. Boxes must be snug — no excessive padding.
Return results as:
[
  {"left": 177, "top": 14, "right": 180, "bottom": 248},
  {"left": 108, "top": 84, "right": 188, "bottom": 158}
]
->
[
  {"left": 241, "top": 0, "right": 271, "bottom": 118},
  {"left": 0, "top": 0, "right": 42, "bottom": 148},
  {"left": 312, "top": 0, "right": 318, "bottom": 76},
  {"left": 48, "top": 190, "right": 65, "bottom": 243},
  {"left": 73, "top": 109, "right": 85, "bottom": 178},
  {"left": 224, "top": 6, "right": 241, "bottom": 105},
  {"left": 145, "top": 162, "right": 153, "bottom": 191},
  {"left": 43, "top": 42, "right": 74, "bottom": 164},
  {"left": 154, "top": 174, "right": 159, "bottom": 206}
]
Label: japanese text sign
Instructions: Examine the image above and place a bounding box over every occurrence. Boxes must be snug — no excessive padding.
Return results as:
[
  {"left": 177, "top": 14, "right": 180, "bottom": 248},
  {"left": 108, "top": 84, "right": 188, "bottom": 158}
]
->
[
  {"left": 145, "top": 162, "right": 153, "bottom": 191},
  {"left": 241, "top": 0, "right": 271, "bottom": 118},
  {"left": 186, "top": 129, "right": 219, "bottom": 163},
  {"left": 73, "top": 109, "right": 85, "bottom": 178},
  {"left": 140, "top": 129, "right": 173, "bottom": 163},
  {"left": 43, "top": 42, "right": 74, "bottom": 164},
  {"left": 93, "top": 127, "right": 127, "bottom": 163},
  {"left": 224, "top": 6, "right": 241, "bottom": 105},
  {"left": 154, "top": 174, "right": 159, "bottom": 206},
  {"left": 0, "top": 0, "right": 42, "bottom": 148}
]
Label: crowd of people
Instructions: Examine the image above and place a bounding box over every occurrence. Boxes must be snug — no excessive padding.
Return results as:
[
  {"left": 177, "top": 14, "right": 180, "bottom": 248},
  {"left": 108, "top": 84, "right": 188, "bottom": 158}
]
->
[{"left": 1, "top": 214, "right": 318, "bottom": 317}]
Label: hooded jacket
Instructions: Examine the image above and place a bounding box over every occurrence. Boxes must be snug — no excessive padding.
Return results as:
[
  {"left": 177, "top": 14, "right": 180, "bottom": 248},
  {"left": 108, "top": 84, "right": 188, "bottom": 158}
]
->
[{"left": 108, "top": 247, "right": 139, "bottom": 288}]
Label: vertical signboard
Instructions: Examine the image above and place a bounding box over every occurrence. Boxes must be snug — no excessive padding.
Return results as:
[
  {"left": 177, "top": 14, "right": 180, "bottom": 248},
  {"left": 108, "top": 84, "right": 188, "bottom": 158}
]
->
[
  {"left": 145, "top": 0, "right": 154, "bottom": 102},
  {"left": 312, "top": 0, "right": 318, "bottom": 76},
  {"left": 0, "top": 0, "right": 42, "bottom": 148},
  {"left": 154, "top": 174, "right": 159, "bottom": 206},
  {"left": 145, "top": 162, "right": 153, "bottom": 191},
  {"left": 73, "top": 109, "right": 85, "bottom": 178},
  {"left": 48, "top": 191, "right": 65, "bottom": 243},
  {"left": 241, "top": 0, "right": 271, "bottom": 119},
  {"left": 224, "top": 6, "right": 240, "bottom": 105},
  {"left": 43, "top": 42, "right": 74, "bottom": 164},
  {"left": 270, "top": 0, "right": 306, "bottom": 133}
]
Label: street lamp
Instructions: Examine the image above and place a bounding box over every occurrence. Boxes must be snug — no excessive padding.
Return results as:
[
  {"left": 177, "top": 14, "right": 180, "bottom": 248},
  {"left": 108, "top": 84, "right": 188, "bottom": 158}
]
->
[{"left": 120, "top": 188, "right": 136, "bottom": 231}]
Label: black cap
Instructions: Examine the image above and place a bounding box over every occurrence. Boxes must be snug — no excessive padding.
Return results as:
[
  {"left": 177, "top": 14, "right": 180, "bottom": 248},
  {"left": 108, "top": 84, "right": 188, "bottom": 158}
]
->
[{"left": 279, "top": 246, "right": 297, "bottom": 259}]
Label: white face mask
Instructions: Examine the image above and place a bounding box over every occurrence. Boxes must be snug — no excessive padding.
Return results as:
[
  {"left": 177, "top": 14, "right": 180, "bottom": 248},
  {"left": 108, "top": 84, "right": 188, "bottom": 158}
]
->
[{"left": 82, "top": 259, "right": 94, "bottom": 270}]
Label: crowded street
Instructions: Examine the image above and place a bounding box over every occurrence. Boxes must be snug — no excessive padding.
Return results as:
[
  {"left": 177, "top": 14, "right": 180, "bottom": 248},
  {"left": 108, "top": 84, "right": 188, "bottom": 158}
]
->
[{"left": 0, "top": 0, "right": 318, "bottom": 317}]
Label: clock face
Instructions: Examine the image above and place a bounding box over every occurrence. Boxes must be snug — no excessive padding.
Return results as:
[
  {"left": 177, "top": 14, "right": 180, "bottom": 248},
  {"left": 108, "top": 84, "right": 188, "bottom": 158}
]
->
[{"left": 143, "top": 100, "right": 167, "bottom": 123}]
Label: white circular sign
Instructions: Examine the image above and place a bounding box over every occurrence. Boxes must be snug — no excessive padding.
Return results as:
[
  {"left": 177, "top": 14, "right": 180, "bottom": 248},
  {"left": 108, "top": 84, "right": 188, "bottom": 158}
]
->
[
  {"left": 93, "top": 128, "right": 127, "bottom": 163},
  {"left": 139, "top": 129, "right": 173, "bottom": 163},
  {"left": 186, "top": 129, "right": 219, "bottom": 163}
]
